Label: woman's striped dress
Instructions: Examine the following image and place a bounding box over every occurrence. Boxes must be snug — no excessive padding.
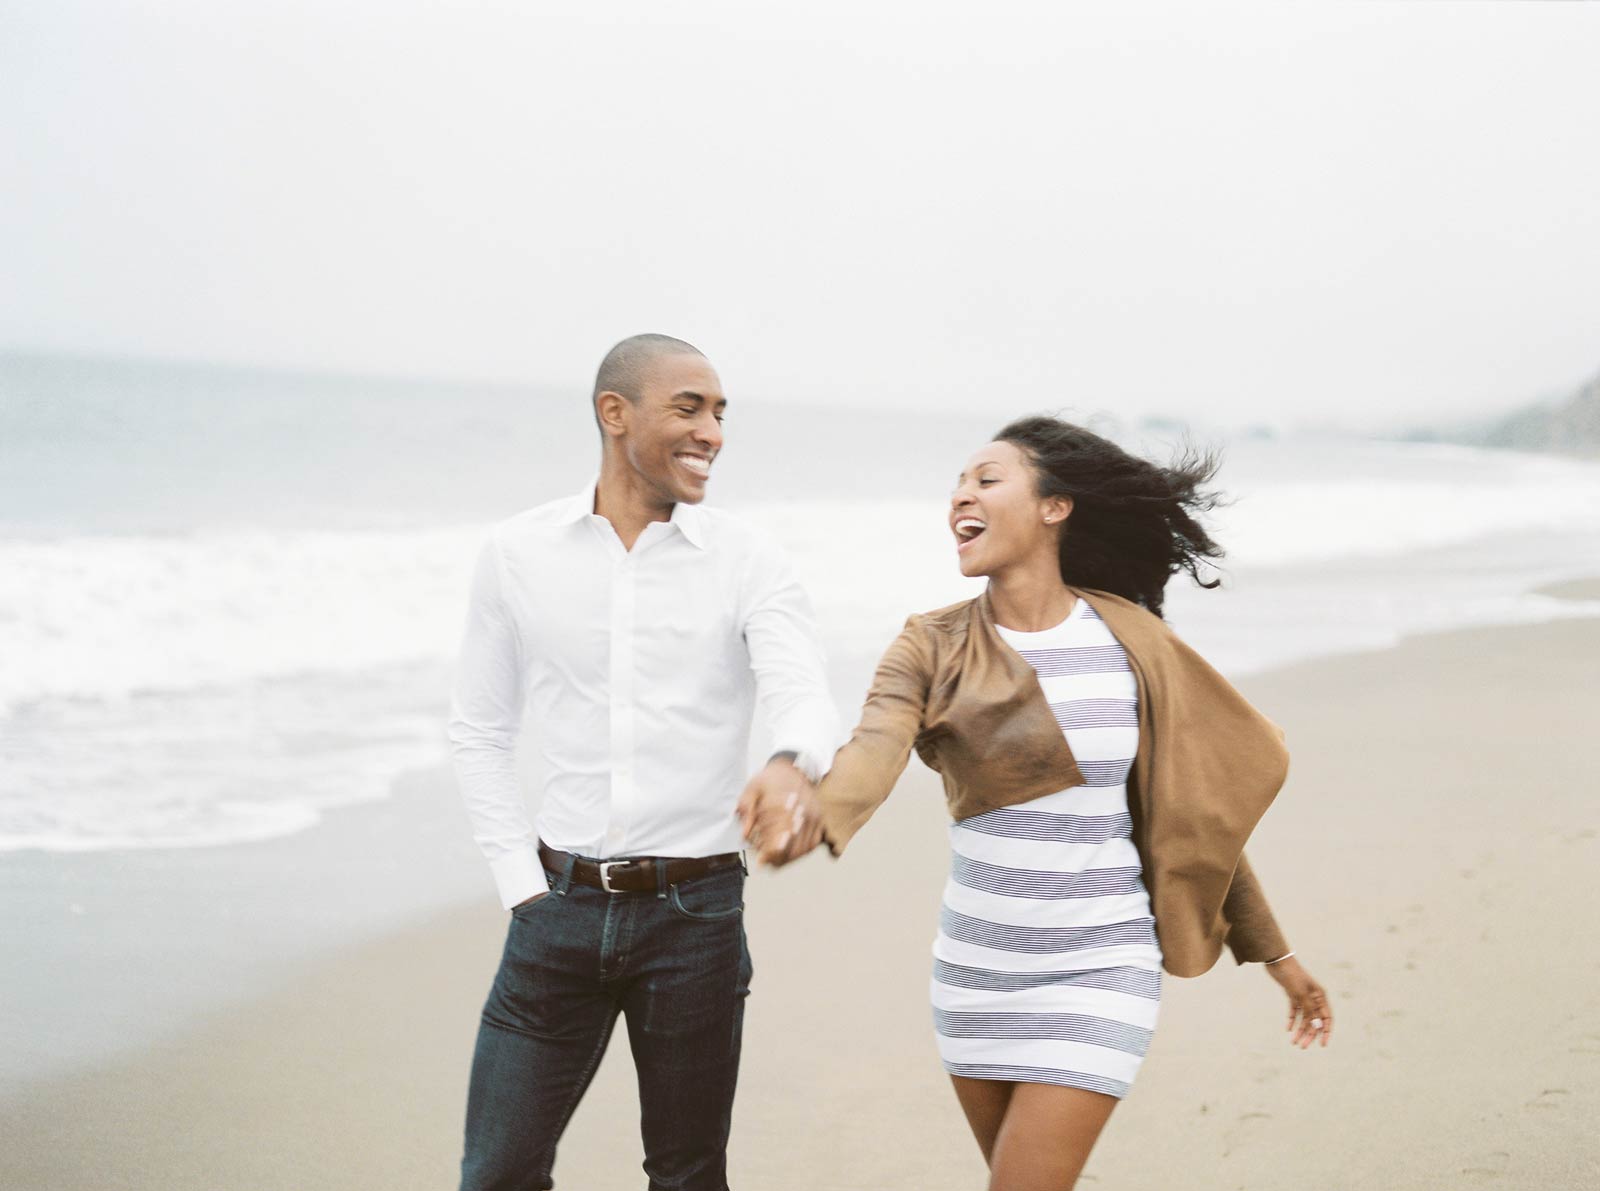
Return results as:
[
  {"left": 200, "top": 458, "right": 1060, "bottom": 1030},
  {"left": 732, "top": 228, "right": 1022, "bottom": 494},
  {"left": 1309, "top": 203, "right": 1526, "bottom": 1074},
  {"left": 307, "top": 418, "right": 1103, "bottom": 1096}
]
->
[{"left": 931, "top": 596, "right": 1162, "bottom": 1099}]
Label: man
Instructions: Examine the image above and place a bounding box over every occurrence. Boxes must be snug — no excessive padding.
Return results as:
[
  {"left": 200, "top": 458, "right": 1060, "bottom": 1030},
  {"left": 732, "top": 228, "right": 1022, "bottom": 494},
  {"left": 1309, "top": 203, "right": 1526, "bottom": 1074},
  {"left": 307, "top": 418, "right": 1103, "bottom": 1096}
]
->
[{"left": 448, "top": 333, "right": 837, "bottom": 1191}]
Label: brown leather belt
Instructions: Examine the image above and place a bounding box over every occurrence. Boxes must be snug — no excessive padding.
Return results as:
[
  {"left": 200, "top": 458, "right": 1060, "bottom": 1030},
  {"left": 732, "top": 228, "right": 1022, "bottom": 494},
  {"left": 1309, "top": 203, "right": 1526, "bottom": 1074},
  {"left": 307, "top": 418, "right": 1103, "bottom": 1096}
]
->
[{"left": 538, "top": 842, "right": 744, "bottom": 894}]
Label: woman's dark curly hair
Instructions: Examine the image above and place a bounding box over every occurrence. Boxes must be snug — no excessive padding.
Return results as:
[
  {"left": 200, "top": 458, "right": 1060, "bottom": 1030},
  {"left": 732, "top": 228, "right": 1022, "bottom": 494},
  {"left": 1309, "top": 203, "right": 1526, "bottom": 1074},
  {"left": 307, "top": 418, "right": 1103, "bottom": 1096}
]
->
[{"left": 993, "top": 416, "right": 1225, "bottom": 619}]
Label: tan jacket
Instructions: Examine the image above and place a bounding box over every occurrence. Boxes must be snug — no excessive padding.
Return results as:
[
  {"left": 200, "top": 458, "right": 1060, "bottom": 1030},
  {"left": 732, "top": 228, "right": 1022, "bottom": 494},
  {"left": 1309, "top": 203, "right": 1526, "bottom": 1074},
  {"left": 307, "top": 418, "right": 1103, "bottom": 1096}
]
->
[{"left": 817, "top": 587, "right": 1290, "bottom": 977}]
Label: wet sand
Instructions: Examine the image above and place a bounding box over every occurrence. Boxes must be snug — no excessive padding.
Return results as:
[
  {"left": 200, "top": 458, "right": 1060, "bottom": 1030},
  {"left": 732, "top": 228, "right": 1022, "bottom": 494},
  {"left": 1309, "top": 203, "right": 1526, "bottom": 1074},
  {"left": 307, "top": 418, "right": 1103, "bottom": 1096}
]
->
[{"left": 1536, "top": 576, "right": 1600, "bottom": 602}]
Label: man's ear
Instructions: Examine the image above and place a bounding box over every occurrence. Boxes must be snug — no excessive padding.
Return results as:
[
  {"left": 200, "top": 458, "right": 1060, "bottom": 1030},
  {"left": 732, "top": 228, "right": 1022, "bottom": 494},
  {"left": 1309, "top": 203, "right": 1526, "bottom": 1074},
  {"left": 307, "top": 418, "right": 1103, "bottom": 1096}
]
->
[{"left": 594, "top": 391, "right": 631, "bottom": 439}]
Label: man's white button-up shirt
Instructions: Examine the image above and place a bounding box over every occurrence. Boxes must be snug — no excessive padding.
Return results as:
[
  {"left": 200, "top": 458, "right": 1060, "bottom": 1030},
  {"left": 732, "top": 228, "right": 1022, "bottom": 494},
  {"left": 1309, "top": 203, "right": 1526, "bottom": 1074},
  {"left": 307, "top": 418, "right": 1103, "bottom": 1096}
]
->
[{"left": 448, "top": 481, "right": 840, "bottom": 909}]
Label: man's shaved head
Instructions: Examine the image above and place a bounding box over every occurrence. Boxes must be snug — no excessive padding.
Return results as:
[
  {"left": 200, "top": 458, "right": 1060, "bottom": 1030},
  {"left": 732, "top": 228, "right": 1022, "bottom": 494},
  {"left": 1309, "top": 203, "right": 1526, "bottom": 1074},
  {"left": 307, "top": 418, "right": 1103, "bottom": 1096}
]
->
[
  {"left": 589, "top": 333, "right": 725, "bottom": 505},
  {"left": 593, "top": 333, "right": 706, "bottom": 407}
]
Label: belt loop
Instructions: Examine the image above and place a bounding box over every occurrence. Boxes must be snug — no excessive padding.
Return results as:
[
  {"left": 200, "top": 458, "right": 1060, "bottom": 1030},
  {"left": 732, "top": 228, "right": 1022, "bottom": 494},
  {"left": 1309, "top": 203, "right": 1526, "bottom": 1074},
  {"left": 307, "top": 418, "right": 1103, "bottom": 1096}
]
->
[
  {"left": 738, "top": 850, "right": 749, "bottom": 876},
  {"left": 556, "top": 850, "right": 577, "bottom": 897},
  {"left": 654, "top": 857, "right": 668, "bottom": 900}
]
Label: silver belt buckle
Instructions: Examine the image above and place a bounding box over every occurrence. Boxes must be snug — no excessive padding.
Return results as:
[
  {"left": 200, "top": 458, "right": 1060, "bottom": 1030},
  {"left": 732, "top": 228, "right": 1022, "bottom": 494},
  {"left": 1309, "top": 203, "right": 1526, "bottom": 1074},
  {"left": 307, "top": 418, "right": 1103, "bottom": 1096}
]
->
[{"left": 599, "top": 861, "right": 625, "bottom": 893}]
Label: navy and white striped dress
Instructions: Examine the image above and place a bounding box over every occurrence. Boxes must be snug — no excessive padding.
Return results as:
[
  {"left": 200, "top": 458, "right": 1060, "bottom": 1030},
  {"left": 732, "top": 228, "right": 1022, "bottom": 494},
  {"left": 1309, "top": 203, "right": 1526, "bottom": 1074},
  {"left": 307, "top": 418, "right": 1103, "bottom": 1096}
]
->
[{"left": 932, "top": 597, "right": 1162, "bottom": 1099}]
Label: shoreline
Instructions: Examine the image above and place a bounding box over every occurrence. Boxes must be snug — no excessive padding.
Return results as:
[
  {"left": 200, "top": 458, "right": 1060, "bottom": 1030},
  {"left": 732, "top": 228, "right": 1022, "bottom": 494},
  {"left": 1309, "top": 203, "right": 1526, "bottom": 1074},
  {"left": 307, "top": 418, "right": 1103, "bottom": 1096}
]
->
[
  {"left": 1534, "top": 575, "right": 1600, "bottom": 602},
  {"left": 5, "top": 593, "right": 1599, "bottom": 1188}
]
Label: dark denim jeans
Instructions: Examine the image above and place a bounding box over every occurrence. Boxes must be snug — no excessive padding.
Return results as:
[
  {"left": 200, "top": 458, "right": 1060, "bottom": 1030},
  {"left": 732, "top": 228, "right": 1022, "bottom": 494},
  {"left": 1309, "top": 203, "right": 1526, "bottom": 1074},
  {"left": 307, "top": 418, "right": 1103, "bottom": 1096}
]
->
[{"left": 460, "top": 858, "right": 752, "bottom": 1191}]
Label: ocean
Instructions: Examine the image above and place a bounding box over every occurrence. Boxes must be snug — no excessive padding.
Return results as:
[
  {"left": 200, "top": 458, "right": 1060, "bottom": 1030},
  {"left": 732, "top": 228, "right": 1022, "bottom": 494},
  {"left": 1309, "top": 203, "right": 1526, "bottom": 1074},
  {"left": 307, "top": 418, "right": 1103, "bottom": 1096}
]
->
[{"left": 5, "top": 351, "right": 1600, "bottom": 858}]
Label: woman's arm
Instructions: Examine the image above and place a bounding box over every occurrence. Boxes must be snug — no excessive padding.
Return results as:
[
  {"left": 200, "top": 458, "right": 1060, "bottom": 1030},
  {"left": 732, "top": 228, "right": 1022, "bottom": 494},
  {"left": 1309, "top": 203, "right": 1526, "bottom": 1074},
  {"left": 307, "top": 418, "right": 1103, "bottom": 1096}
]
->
[
  {"left": 813, "top": 619, "right": 935, "bottom": 855},
  {"left": 738, "top": 617, "right": 934, "bottom": 864},
  {"left": 1224, "top": 852, "right": 1334, "bottom": 1049},
  {"left": 1221, "top": 852, "right": 1289, "bottom": 964}
]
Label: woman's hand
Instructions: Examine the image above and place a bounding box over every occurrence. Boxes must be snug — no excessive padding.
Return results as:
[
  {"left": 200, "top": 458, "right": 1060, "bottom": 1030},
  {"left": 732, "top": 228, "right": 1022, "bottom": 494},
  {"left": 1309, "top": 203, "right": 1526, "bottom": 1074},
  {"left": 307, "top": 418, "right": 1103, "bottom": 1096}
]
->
[
  {"left": 735, "top": 758, "right": 824, "bottom": 867},
  {"left": 1265, "top": 955, "right": 1332, "bottom": 1049}
]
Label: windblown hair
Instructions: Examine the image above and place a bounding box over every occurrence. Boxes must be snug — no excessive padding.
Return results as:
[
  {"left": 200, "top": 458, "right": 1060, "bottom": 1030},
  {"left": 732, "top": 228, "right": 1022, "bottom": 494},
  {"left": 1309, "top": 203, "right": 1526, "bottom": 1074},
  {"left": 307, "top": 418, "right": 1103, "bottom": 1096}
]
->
[{"left": 993, "top": 416, "right": 1225, "bottom": 619}]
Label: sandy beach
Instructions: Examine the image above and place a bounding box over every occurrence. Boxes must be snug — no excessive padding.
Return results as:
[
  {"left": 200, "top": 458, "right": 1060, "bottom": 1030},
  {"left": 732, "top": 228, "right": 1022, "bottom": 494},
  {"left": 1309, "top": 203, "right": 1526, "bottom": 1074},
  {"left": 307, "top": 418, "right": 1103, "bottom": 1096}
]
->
[
  {"left": 9, "top": 3, "right": 1600, "bottom": 1186},
  {"left": 5, "top": 595, "right": 1599, "bottom": 1190}
]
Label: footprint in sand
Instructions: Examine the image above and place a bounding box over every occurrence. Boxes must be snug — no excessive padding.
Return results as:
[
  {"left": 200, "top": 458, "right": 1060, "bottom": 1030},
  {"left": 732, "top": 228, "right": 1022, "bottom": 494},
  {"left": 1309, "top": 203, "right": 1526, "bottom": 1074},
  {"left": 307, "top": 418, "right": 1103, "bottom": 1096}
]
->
[
  {"left": 1372, "top": 1009, "right": 1404, "bottom": 1033},
  {"left": 1220, "top": 1111, "right": 1273, "bottom": 1157},
  {"left": 1459, "top": 1150, "right": 1510, "bottom": 1181}
]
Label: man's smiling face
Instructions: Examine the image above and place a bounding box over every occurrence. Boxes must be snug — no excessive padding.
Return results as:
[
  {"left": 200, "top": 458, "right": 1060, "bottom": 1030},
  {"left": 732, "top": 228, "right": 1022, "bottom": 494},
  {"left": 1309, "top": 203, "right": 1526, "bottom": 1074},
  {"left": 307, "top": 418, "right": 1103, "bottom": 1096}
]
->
[{"left": 616, "top": 352, "right": 726, "bottom": 506}]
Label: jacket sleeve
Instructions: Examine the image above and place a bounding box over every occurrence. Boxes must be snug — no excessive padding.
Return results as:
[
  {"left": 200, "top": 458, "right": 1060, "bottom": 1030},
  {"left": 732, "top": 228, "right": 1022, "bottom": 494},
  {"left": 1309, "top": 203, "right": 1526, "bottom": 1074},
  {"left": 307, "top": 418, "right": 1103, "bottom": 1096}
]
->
[
  {"left": 1221, "top": 851, "right": 1291, "bottom": 964},
  {"left": 815, "top": 619, "right": 933, "bottom": 856}
]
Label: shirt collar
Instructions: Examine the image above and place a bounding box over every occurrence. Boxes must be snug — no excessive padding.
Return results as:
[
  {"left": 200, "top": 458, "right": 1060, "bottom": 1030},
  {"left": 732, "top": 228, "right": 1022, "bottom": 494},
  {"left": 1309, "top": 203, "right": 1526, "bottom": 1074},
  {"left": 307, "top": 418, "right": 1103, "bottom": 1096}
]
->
[
  {"left": 560, "top": 476, "right": 708, "bottom": 551},
  {"left": 668, "top": 498, "right": 708, "bottom": 550},
  {"left": 554, "top": 478, "right": 600, "bottom": 526}
]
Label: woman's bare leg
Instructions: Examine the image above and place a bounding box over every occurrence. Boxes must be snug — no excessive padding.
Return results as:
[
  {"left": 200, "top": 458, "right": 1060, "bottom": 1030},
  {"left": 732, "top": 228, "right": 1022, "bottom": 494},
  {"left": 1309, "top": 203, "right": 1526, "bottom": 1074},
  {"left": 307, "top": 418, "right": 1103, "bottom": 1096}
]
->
[
  {"left": 985, "top": 1082, "right": 1117, "bottom": 1190},
  {"left": 949, "top": 1075, "right": 1016, "bottom": 1165}
]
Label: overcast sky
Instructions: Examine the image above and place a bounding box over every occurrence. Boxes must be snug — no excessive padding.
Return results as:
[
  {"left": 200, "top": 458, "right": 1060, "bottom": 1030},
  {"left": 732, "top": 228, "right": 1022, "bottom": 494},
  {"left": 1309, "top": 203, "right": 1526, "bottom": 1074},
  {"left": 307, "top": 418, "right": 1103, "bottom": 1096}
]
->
[{"left": 3, "top": 2, "right": 1597, "bottom": 429}]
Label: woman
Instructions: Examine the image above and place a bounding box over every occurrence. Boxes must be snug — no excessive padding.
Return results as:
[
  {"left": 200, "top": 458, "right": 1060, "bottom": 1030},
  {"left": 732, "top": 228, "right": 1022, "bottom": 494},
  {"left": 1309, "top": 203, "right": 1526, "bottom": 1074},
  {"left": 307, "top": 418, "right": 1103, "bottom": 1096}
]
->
[{"left": 744, "top": 416, "right": 1331, "bottom": 1189}]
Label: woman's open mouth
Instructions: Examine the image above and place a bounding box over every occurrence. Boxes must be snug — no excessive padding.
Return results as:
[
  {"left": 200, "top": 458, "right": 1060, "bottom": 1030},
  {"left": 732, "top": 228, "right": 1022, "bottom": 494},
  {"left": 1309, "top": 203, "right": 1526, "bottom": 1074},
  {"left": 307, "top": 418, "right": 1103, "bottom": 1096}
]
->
[{"left": 954, "top": 517, "right": 987, "bottom": 552}]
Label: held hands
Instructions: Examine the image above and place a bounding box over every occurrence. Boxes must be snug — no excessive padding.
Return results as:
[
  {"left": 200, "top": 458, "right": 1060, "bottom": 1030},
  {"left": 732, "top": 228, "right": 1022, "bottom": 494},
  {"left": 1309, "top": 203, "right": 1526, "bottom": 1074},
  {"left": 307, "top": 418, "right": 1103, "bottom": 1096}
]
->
[
  {"left": 1266, "top": 955, "right": 1333, "bottom": 1049},
  {"left": 735, "top": 757, "right": 824, "bottom": 867}
]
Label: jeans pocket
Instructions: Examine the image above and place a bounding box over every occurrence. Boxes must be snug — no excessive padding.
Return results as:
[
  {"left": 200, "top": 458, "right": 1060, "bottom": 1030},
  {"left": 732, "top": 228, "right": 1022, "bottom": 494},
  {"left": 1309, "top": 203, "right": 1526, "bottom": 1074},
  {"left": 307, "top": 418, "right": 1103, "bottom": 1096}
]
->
[
  {"left": 509, "top": 871, "right": 561, "bottom": 920},
  {"left": 667, "top": 871, "right": 744, "bottom": 922},
  {"left": 510, "top": 895, "right": 552, "bottom": 920}
]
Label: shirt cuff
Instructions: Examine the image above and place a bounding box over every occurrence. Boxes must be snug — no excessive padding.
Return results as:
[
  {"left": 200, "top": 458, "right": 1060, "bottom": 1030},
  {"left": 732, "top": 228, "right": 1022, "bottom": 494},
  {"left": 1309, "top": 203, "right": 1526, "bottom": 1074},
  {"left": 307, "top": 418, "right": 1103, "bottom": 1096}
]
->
[
  {"left": 778, "top": 745, "right": 829, "bottom": 784},
  {"left": 490, "top": 845, "right": 549, "bottom": 910}
]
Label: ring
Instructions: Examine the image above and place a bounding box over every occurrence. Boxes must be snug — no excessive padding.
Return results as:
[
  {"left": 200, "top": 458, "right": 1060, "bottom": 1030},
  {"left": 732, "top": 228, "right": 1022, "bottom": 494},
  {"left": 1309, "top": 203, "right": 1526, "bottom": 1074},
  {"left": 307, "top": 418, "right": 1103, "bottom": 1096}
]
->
[{"left": 1311, "top": 1018, "right": 1324, "bottom": 1029}]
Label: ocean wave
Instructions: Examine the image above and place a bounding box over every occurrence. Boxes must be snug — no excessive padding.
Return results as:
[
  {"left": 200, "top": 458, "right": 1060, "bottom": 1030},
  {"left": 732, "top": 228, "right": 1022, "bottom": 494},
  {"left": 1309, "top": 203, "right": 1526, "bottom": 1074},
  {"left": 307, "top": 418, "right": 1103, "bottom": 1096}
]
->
[
  {"left": 0, "top": 665, "right": 446, "bottom": 854},
  {"left": 4, "top": 444, "right": 1599, "bottom": 714},
  {"left": 0, "top": 526, "right": 483, "bottom": 715},
  {"left": 4, "top": 441, "right": 1599, "bottom": 855}
]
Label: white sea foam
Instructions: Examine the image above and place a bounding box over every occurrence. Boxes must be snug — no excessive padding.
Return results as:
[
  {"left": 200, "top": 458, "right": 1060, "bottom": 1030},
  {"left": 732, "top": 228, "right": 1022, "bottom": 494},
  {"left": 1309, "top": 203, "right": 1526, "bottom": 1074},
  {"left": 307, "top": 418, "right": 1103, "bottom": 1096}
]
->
[
  {"left": 0, "top": 662, "right": 448, "bottom": 852},
  {"left": 3, "top": 441, "right": 1598, "bottom": 853},
  {"left": 1215, "top": 453, "right": 1600, "bottom": 567},
  {"left": 0, "top": 526, "right": 483, "bottom": 715},
  {"left": 4, "top": 441, "right": 1596, "bottom": 714}
]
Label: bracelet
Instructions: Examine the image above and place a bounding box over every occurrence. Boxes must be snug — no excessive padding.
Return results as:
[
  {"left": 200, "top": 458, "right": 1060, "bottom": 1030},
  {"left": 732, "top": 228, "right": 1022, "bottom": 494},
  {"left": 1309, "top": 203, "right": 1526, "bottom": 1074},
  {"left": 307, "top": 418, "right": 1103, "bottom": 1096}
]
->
[{"left": 1265, "top": 950, "right": 1296, "bottom": 966}]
